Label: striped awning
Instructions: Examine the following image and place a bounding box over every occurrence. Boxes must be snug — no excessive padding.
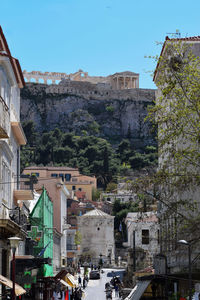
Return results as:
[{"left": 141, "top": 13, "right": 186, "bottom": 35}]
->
[
  {"left": 0, "top": 274, "right": 26, "bottom": 296},
  {"left": 64, "top": 273, "right": 77, "bottom": 288},
  {"left": 60, "top": 279, "right": 71, "bottom": 288}
]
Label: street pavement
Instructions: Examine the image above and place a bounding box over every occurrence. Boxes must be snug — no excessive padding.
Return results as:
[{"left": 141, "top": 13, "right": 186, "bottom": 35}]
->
[{"left": 79, "top": 268, "right": 122, "bottom": 300}]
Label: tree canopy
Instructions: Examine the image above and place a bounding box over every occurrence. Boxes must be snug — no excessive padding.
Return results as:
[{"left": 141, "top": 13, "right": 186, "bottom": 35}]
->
[{"left": 21, "top": 122, "right": 157, "bottom": 189}]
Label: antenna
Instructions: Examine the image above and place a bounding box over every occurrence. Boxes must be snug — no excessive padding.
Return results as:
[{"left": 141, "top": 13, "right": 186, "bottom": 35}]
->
[{"left": 166, "top": 29, "right": 181, "bottom": 38}]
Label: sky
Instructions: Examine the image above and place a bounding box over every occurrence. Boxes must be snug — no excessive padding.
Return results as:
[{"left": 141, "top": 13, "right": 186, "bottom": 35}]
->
[{"left": 1, "top": 0, "right": 200, "bottom": 89}]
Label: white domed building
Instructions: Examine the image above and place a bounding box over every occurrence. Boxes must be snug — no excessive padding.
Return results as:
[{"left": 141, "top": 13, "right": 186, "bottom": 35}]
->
[{"left": 77, "top": 209, "right": 115, "bottom": 264}]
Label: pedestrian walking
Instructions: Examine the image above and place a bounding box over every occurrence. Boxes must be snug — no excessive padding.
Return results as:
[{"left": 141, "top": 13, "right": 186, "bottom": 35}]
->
[
  {"left": 115, "top": 284, "right": 119, "bottom": 297},
  {"left": 83, "top": 277, "right": 86, "bottom": 289},
  {"left": 53, "top": 291, "right": 62, "bottom": 300},
  {"left": 85, "top": 274, "right": 89, "bottom": 283},
  {"left": 78, "top": 275, "right": 82, "bottom": 287}
]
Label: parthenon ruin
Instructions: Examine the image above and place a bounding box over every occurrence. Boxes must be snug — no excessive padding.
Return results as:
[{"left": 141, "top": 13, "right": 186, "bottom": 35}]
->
[{"left": 23, "top": 69, "right": 139, "bottom": 90}]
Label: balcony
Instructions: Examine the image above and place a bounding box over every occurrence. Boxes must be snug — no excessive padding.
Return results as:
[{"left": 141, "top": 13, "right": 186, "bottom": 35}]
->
[
  {"left": 11, "top": 122, "right": 26, "bottom": 145},
  {"left": 0, "top": 96, "right": 9, "bottom": 138},
  {"left": 14, "top": 176, "right": 35, "bottom": 202},
  {"left": 0, "top": 218, "right": 23, "bottom": 238}
]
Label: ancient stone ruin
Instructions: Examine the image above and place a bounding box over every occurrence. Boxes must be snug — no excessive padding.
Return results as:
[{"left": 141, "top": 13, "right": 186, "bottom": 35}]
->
[{"left": 23, "top": 69, "right": 139, "bottom": 90}]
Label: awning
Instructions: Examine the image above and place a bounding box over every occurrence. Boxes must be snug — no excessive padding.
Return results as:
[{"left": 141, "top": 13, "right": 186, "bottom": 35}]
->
[
  {"left": 64, "top": 273, "right": 77, "bottom": 288},
  {"left": 54, "top": 269, "right": 68, "bottom": 280},
  {"left": 0, "top": 274, "right": 26, "bottom": 296},
  {"left": 60, "top": 279, "right": 71, "bottom": 288},
  {"left": 125, "top": 280, "right": 151, "bottom": 300}
]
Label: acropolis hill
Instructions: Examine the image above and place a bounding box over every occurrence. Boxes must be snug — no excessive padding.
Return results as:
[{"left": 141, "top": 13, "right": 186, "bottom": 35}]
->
[{"left": 20, "top": 70, "right": 156, "bottom": 148}]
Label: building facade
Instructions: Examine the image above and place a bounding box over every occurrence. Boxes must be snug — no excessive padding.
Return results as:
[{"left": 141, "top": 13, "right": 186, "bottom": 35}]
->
[
  {"left": 22, "top": 166, "right": 72, "bottom": 274},
  {"left": 77, "top": 209, "right": 115, "bottom": 264},
  {"left": 153, "top": 36, "right": 200, "bottom": 277},
  {"left": 124, "top": 212, "right": 160, "bottom": 269},
  {"left": 0, "top": 26, "right": 33, "bottom": 295}
]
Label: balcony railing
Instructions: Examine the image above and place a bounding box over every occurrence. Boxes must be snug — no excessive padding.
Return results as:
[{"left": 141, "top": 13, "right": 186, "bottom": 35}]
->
[
  {"left": 13, "top": 176, "right": 36, "bottom": 201},
  {"left": 0, "top": 96, "right": 9, "bottom": 138}
]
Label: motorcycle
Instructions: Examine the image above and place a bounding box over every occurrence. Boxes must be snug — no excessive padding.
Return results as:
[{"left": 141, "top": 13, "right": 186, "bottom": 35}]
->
[{"left": 105, "top": 287, "right": 112, "bottom": 300}]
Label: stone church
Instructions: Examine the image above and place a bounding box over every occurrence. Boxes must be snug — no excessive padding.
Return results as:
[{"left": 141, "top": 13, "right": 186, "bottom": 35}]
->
[{"left": 77, "top": 209, "right": 115, "bottom": 264}]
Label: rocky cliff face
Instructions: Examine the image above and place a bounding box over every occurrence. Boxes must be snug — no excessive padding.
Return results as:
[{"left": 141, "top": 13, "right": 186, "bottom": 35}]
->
[{"left": 20, "top": 82, "right": 156, "bottom": 147}]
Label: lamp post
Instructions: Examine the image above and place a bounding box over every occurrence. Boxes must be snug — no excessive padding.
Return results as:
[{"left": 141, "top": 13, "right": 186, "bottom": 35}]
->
[
  {"left": 178, "top": 240, "right": 192, "bottom": 300},
  {"left": 8, "top": 237, "right": 21, "bottom": 300}
]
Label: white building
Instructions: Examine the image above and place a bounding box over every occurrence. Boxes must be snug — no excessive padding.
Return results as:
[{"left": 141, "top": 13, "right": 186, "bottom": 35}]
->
[
  {"left": 77, "top": 209, "right": 115, "bottom": 264},
  {"left": 0, "top": 26, "right": 33, "bottom": 293},
  {"left": 124, "top": 212, "right": 159, "bottom": 266},
  {"left": 102, "top": 191, "right": 137, "bottom": 204}
]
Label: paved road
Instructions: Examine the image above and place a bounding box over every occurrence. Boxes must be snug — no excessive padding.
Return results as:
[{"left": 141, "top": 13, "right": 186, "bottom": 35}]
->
[{"left": 81, "top": 268, "right": 123, "bottom": 300}]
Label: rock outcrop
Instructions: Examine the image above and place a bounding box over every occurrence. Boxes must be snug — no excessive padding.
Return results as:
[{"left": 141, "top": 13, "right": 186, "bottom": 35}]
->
[{"left": 20, "top": 82, "right": 156, "bottom": 148}]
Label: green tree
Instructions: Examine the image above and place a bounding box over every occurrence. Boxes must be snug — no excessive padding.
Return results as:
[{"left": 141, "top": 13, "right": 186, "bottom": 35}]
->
[
  {"left": 106, "top": 182, "right": 117, "bottom": 193},
  {"left": 92, "top": 188, "right": 101, "bottom": 201},
  {"left": 74, "top": 231, "right": 82, "bottom": 245},
  {"left": 22, "top": 120, "right": 38, "bottom": 147}
]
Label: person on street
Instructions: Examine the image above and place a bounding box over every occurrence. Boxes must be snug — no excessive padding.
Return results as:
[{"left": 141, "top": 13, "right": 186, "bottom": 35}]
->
[
  {"left": 78, "top": 275, "right": 82, "bottom": 287},
  {"left": 84, "top": 274, "right": 89, "bottom": 283},
  {"left": 115, "top": 284, "right": 119, "bottom": 297},
  {"left": 83, "top": 277, "right": 86, "bottom": 289}
]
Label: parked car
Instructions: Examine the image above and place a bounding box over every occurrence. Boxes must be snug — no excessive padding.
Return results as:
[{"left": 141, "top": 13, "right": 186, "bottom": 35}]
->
[{"left": 89, "top": 270, "right": 100, "bottom": 279}]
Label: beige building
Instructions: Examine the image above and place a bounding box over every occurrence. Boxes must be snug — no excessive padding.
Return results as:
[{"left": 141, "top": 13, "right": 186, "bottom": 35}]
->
[
  {"left": 65, "top": 181, "right": 95, "bottom": 202},
  {"left": 77, "top": 208, "right": 115, "bottom": 264}
]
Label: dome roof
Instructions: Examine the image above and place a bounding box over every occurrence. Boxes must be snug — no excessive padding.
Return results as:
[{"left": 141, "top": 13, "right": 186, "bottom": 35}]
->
[{"left": 81, "top": 208, "right": 113, "bottom": 218}]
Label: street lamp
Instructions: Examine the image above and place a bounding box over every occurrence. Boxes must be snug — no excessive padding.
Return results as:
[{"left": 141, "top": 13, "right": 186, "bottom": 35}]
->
[
  {"left": 8, "top": 237, "right": 21, "bottom": 300},
  {"left": 178, "top": 239, "right": 192, "bottom": 300}
]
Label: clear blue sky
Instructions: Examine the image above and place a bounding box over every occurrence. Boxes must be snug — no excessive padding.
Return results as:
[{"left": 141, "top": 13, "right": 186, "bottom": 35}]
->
[{"left": 2, "top": 0, "right": 200, "bottom": 89}]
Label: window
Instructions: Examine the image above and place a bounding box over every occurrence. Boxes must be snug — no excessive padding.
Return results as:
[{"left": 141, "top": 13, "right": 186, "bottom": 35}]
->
[
  {"left": 31, "top": 172, "right": 39, "bottom": 177},
  {"left": 51, "top": 173, "right": 58, "bottom": 178},
  {"left": 2, "top": 161, "right": 11, "bottom": 205},
  {"left": 65, "top": 174, "right": 71, "bottom": 181},
  {"left": 72, "top": 186, "right": 76, "bottom": 190},
  {"left": 78, "top": 188, "right": 82, "bottom": 191},
  {"left": 142, "top": 229, "right": 149, "bottom": 244}
]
